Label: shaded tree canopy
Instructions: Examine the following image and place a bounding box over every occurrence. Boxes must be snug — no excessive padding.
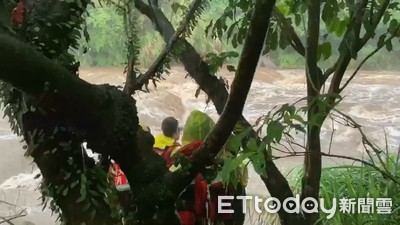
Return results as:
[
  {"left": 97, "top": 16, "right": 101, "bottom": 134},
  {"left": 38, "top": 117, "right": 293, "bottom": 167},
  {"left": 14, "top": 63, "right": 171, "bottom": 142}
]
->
[{"left": 1, "top": 0, "right": 400, "bottom": 225}]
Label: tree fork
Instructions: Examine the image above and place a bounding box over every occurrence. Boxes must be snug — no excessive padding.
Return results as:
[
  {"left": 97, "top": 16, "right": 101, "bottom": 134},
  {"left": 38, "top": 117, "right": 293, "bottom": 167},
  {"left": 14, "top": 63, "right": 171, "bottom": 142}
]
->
[{"left": 133, "top": 1, "right": 306, "bottom": 224}]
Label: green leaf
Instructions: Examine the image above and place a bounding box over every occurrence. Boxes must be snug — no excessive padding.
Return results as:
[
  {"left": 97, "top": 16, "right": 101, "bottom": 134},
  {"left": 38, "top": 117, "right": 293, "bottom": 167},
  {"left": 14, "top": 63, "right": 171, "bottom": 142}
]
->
[
  {"left": 56, "top": 185, "right": 64, "bottom": 195},
  {"left": 245, "top": 138, "right": 258, "bottom": 153},
  {"left": 70, "top": 180, "right": 79, "bottom": 189},
  {"left": 232, "top": 33, "right": 238, "bottom": 48},
  {"left": 249, "top": 143, "right": 267, "bottom": 177},
  {"left": 287, "top": 105, "right": 295, "bottom": 116},
  {"left": 294, "top": 14, "right": 301, "bottom": 26},
  {"left": 82, "top": 202, "right": 91, "bottom": 211},
  {"left": 322, "top": 0, "right": 337, "bottom": 24},
  {"left": 220, "top": 152, "right": 255, "bottom": 183},
  {"left": 226, "top": 21, "right": 238, "bottom": 42},
  {"left": 90, "top": 210, "right": 96, "bottom": 220},
  {"left": 317, "top": 42, "right": 332, "bottom": 61},
  {"left": 377, "top": 34, "right": 387, "bottom": 48},
  {"left": 389, "top": 19, "right": 399, "bottom": 34},
  {"left": 267, "top": 29, "right": 278, "bottom": 50},
  {"left": 79, "top": 183, "right": 87, "bottom": 200},
  {"left": 383, "top": 12, "right": 391, "bottom": 24},
  {"left": 81, "top": 174, "right": 87, "bottom": 184},
  {"left": 283, "top": 113, "right": 292, "bottom": 126},
  {"left": 385, "top": 39, "right": 393, "bottom": 52},
  {"left": 62, "top": 187, "right": 68, "bottom": 196},
  {"left": 226, "top": 65, "right": 236, "bottom": 72},
  {"left": 363, "top": 22, "right": 375, "bottom": 37},
  {"left": 291, "top": 114, "right": 306, "bottom": 124},
  {"left": 64, "top": 172, "right": 71, "bottom": 180},
  {"left": 266, "top": 121, "right": 285, "bottom": 143},
  {"left": 226, "top": 134, "right": 243, "bottom": 153},
  {"left": 220, "top": 159, "right": 233, "bottom": 182},
  {"left": 171, "top": 3, "right": 184, "bottom": 13},
  {"left": 334, "top": 20, "right": 348, "bottom": 37}
]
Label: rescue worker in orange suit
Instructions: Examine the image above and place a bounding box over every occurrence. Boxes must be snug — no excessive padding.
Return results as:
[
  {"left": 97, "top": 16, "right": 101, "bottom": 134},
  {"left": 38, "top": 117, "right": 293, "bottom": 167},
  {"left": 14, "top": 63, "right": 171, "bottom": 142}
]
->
[
  {"left": 161, "top": 110, "right": 248, "bottom": 225},
  {"left": 108, "top": 123, "right": 152, "bottom": 217}
]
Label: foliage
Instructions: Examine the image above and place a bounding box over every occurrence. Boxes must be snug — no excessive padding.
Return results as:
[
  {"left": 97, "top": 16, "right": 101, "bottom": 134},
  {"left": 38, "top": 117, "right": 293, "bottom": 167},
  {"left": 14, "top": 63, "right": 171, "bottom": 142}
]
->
[
  {"left": 220, "top": 102, "right": 308, "bottom": 182},
  {"left": 206, "top": 0, "right": 400, "bottom": 69},
  {"left": 75, "top": 0, "right": 241, "bottom": 68},
  {"left": 75, "top": 5, "right": 128, "bottom": 67},
  {"left": 0, "top": 82, "right": 24, "bottom": 135},
  {"left": 40, "top": 159, "right": 121, "bottom": 223},
  {"left": 75, "top": 1, "right": 400, "bottom": 71},
  {"left": 288, "top": 152, "right": 400, "bottom": 225},
  {"left": 252, "top": 153, "right": 400, "bottom": 225}
]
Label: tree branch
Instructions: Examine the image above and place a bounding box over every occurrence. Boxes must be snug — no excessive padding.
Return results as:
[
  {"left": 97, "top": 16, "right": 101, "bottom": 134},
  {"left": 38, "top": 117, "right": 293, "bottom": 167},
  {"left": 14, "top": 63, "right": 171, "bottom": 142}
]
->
[
  {"left": 0, "top": 33, "right": 114, "bottom": 135},
  {"left": 324, "top": 0, "right": 369, "bottom": 89},
  {"left": 166, "top": 0, "right": 276, "bottom": 198},
  {"left": 340, "top": 27, "right": 399, "bottom": 92},
  {"left": 273, "top": 6, "right": 325, "bottom": 90},
  {"left": 129, "top": 0, "right": 204, "bottom": 94},
  {"left": 359, "top": 0, "right": 390, "bottom": 47},
  {"left": 134, "top": 0, "right": 229, "bottom": 114},
  {"left": 0, "top": 30, "right": 143, "bottom": 186},
  {"left": 122, "top": 3, "right": 138, "bottom": 95},
  {"left": 273, "top": 7, "right": 305, "bottom": 57},
  {"left": 0, "top": 209, "right": 27, "bottom": 225}
]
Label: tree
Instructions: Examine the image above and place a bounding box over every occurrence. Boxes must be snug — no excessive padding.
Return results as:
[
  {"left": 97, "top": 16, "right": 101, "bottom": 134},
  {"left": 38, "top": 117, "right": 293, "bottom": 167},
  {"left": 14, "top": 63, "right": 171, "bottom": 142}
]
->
[
  {"left": 0, "top": 0, "right": 276, "bottom": 225},
  {"left": 115, "top": 0, "right": 400, "bottom": 224}
]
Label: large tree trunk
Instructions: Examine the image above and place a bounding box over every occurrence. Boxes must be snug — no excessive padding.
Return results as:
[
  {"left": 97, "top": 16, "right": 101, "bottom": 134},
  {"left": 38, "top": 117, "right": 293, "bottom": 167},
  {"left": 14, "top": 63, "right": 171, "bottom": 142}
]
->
[
  {"left": 0, "top": 0, "right": 276, "bottom": 222},
  {"left": 22, "top": 110, "right": 121, "bottom": 225},
  {"left": 133, "top": 1, "right": 305, "bottom": 224},
  {"left": 0, "top": 1, "right": 124, "bottom": 224},
  {"left": 0, "top": 30, "right": 177, "bottom": 224}
]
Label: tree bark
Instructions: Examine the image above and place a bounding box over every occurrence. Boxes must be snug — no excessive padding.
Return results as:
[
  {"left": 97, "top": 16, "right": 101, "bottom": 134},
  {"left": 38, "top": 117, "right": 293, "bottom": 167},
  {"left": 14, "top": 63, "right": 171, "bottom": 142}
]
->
[
  {"left": 0, "top": 31, "right": 176, "bottom": 224},
  {"left": 22, "top": 110, "right": 121, "bottom": 225},
  {"left": 3, "top": 1, "right": 126, "bottom": 223},
  {"left": 301, "top": 1, "right": 322, "bottom": 225}
]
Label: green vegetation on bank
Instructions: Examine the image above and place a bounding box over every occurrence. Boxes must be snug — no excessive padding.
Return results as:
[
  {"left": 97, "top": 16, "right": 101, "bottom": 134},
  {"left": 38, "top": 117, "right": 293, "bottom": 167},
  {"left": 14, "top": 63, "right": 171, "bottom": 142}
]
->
[
  {"left": 76, "top": 1, "right": 400, "bottom": 70},
  {"left": 249, "top": 153, "right": 400, "bottom": 225}
]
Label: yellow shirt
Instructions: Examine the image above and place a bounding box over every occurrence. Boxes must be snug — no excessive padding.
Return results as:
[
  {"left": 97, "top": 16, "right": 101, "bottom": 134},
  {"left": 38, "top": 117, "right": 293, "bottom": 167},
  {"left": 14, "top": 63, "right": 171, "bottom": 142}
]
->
[{"left": 153, "top": 134, "right": 176, "bottom": 150}]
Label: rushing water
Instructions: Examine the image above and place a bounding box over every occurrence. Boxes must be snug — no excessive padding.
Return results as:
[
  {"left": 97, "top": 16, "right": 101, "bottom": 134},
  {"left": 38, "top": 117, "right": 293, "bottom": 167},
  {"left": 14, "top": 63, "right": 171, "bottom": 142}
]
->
[{"left": 0, "top": 66, "right": 399, "bottom": 224}]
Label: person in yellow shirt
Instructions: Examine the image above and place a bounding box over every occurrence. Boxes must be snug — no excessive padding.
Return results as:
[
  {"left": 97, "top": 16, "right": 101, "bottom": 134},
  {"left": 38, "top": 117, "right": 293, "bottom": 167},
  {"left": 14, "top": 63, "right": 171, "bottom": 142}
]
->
[
  {"left": 153, "top": 116, "right": 182, "bottom": 156},
  {"left": 164, "top": 110, "right": 248, "bottom": 225}
]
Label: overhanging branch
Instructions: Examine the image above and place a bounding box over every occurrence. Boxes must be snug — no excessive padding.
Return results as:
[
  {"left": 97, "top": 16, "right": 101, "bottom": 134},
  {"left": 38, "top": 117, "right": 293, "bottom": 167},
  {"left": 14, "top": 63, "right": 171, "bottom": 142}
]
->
[
  {"left": 273, "top": 6, "right": 325, "bottom": 90},
  {"left": 134, "top": 2, "right": 301, "bottom": 224},
  {"left": 0, "top": 32, "right": 139, "bottom": 162},
  {"left": 340, "top": 27, "right": 399, "bottom": 92},
  {"left": 166, "top": 0, "right": 276, "bottom": 198},
  {"left": 273, "top": 7, "right": 305, "bottom": 57},
  {"left": 129, "top": 0, "right": 205, "bottom": 94},
  {"left": 359, "top": 0, "right": 390, "bottom": 47},
  {"left": 325, "top": 0, "right": 369, "bottom": 90}
]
